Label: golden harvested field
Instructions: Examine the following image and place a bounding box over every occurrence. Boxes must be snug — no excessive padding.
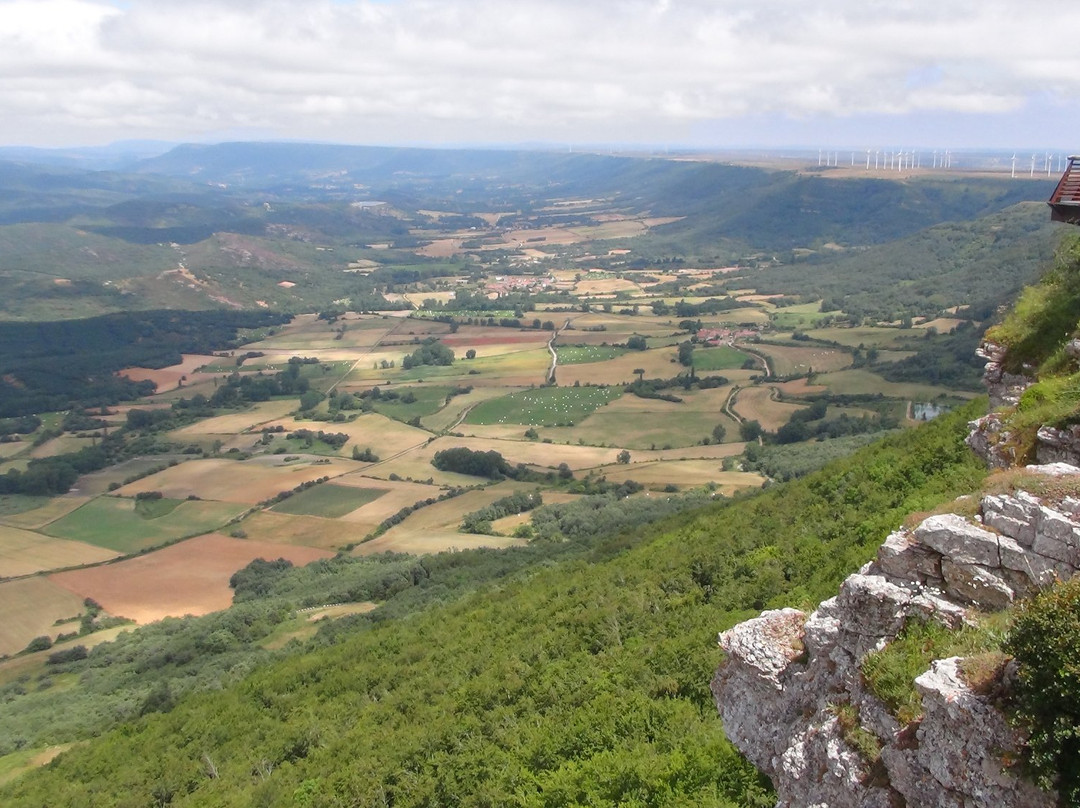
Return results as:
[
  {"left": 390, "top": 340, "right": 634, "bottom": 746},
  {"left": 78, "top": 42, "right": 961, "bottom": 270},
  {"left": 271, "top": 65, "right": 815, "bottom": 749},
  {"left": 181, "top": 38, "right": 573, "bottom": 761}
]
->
[
  {"left": 168, "top": 400, "right": 297, "bottom": 437},
  {"left": 332, "top": 476, "right": 446, "bottom": 524},
  {"left": 773, "top": 378, "right": 829, "bottom": 396},
  {"left": 0, "top": 525, "right": 119, "bottom": 578},
  {"left": 0, "top": 441, "right": 26, "bottom": 460},
  {"left": 116, "top": 457, "right": 357, "bottom": 503},
  {"left": 452, "top": 423, "right": 541, "bottom": 441},
  {"left": 231, "top": 511, "right": 362, "bottom": 550},
  {"left": 486, "top": 226, "right": 587, "bottom": 248},
  {"left": 557, "top": 330, "right": 637, "bottom": 346},
  {"left": 415, "top": 239, "right": 463, "bottom": 258},
  {"left": 750, "top": 343, "right": 851, "bottom": 375},
  {"left": 573, "top": 278, "right": 641, "bottom": 295},
  {"left": 555, "top": 350, "right": 681, "bottom": 386},
  {"left": 0, "top": 497, "right": 88, "bottom": 530},
  {"left": 917, "top": 317, "right": 966, "bottom": 333},
  {"left": 68, "top": 456, "right": 187, "bottom": 497},
  {"left": 0, "top": 577, "right": 87, "bottom": 656},
  {"left": 488, "top": 512, "right": 532, "bottom": 534},
  {"left": 599, "top": 461, "right": 767, "bottom": 491},
  {"left": 118, "top": 353, "right": 221, "bottom": 392},
  {"left": 0, "top": 626, "right": 133, "bottom": 687},
  {"left": 439, "top": 339, "right": 551, "bottom": 360},
  {"left": 261, "top": 412, "right": 431, "bottom": 459},
  {"left": 372, "top": 483, "right": 531, "bottom": 539},
  {"left": 28, "top": 436, "right": 97, "bottom": 460},
  {"left": 730, "top": 386, "right": 805, "bottom": 431},
  {"left": 567, "top": 312, "right": 673, "bottom": 335},
  {"left": 364, "top": 447, "right": 494, "bottom": 487},
  {"left": 49, "top": 534, "right": 332, "bottom": 624}
]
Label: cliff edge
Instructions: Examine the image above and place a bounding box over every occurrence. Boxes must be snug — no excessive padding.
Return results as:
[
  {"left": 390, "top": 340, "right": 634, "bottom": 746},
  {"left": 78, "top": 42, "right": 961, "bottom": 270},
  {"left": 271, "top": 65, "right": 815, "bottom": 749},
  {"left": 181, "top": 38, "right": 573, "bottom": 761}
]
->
[
  {"left": 713, "top": 234, "right": 1080, "bottom": 806},
  {"left": 711, "top": 469, "right": 1080, "bottom": 807}
]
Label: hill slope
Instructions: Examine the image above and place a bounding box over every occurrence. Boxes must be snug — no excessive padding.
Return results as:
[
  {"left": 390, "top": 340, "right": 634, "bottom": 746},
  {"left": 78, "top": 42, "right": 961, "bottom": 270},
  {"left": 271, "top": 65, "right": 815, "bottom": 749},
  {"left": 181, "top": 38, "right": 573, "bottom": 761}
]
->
[{"left": 1, "top": 405, "right": 985, "bottom": 806}]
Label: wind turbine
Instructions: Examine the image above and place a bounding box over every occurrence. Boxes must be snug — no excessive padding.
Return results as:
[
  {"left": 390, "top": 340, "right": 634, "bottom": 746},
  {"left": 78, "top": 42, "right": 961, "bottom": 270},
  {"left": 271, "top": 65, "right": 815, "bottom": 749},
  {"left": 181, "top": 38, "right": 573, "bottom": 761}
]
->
[{"left": 1011, "top": 154, "right": 1016, "bottom": 178}]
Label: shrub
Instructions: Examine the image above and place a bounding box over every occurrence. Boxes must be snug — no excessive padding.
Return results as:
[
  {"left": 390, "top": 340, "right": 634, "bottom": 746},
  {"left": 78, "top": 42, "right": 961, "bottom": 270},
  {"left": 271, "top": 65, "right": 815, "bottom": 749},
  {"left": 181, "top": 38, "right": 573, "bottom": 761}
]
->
[
  {"left": 1004, "top": 575, "right": 1080, "bottom": 803},
  {"left": 47, "top": 646, "right": 88, "bottom": 666},
  {"left": 23, "top": 636, "right": 53, "bottom": 654}
]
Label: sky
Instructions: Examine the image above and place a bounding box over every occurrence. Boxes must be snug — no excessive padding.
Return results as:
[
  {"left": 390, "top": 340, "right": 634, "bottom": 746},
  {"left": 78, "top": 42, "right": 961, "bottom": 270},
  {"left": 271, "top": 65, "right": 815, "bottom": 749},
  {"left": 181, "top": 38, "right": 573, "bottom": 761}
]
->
[{"left": 2, "top": 0, "right": 1079, "bottom": 151}]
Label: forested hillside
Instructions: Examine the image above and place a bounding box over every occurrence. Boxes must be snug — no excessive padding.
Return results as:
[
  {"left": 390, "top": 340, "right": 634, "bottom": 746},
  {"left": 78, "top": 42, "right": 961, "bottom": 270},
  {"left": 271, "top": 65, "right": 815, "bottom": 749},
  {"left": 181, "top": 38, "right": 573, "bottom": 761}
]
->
[{"left": 2, "top": 405, "right": 985, "bottom": 807}]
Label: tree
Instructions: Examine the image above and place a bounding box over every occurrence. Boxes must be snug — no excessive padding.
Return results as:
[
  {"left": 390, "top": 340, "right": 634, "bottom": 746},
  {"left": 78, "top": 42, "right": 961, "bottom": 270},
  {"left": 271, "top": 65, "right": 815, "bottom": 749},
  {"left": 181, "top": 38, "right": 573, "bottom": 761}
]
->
[
  {"left": 616, "top": 449, "right": 631, "bottom": 464},
  {"left": 1004, "top": 575, "right": 1080, "bottom": 804},
  {"left": 299, "top": 390, "right": 323, "bottom": 411},
  {"left": 677, "top": 342, "right": 694, "bottom": 367},
  {"left": 402, "top": 339, "right": 455, "bottom": 370},
  {"left": 465, "top": 349, "right": 477, "bottom": 360},
  {"left": 633, "top": 368, "right": 645, "bottom": 382},
  {"left": 712, "top": 423, "right": 727, "bottom": 443},
  {"left": 626, "top": 336, "right": 647, "bottom": 351},
  {"left": 739, "top": 420, "right": 763, "bottom": 442}
]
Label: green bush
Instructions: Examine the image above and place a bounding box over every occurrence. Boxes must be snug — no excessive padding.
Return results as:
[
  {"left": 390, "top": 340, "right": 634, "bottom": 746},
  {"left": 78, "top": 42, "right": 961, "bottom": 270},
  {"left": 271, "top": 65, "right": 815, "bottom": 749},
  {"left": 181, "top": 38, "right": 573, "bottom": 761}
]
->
[
  {"left": 1004, "top": 575, "right": 1080, "bottom": 804},
  {"left": 986, "top": 234, "right": 1080, "bottom": 375}
]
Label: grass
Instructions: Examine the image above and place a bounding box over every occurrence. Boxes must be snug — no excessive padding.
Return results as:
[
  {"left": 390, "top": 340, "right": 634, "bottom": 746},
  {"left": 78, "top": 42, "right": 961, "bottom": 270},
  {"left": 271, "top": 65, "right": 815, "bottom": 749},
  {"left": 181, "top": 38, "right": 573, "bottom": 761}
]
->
[
  {"left": 771, "top": 308, "right": 828, "bottom": 330},
  {"left": 0, "top": 496, "right": 53, "bottom": 520},
  {"left": 861, "top": 612, "right": 1010, "bottom": 725},
  {"left": 692, "top": 345, "right": 750, "bottom": 371},
  {"left": 830, "top": 702, "right": 882, "bottom": 766},
  {"left": 464, "top": 386, "right": 622, "bottom": 427},
  {"left": 366, "top": 385, "right": 456, "bottom": 423},
  {"left": 133, "top": 497, "right": 183, "bottom": 519},
  {"left": 555, "top": 345, "right": 629, "bottom": 365},
  {"left": 42, "top": 498, "right": 247, "bottom": 554},
  {"left": 538, "top": 409, "right": 728, "bottom": 450},
  {"left": 996, "top": 372, "right": 1080, "bottom": 463},
  {"left": 0, "top": 746, "right": 72, "bottom": 788},
  {"left": 271, "top": 485, "right": 387, "bottom": 519}
]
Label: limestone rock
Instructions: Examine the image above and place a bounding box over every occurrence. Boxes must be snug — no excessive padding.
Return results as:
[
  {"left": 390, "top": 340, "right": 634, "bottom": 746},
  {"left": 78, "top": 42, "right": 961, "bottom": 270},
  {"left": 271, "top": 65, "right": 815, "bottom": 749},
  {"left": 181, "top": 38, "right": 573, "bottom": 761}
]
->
[
  {"left": 913, "top": 658, "right": 1053, "bottom": 808},
  {"left": 913, "top": 514, "right": 1000, "bottom": 567},
  {"left": 1036, "top": 425, "right": 1080, "bottom": 466},
  {"left": 713, "top": 486, "right": 1078, "bottom": 807}
]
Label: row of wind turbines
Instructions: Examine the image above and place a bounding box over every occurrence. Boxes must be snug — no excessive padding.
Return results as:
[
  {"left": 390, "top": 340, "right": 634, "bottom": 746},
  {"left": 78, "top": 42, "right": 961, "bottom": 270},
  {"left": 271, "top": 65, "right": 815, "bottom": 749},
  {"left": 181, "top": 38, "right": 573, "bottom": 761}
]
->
[{"left": 816, "top": 149, "right": 1064, "bottom": 177}]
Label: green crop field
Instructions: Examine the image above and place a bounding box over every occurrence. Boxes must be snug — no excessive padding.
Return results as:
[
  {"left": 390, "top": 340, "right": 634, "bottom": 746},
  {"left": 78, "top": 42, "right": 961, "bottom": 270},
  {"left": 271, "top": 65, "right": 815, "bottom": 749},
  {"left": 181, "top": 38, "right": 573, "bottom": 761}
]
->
[
  {"left": 465, "top": 386, "right": 622, "bottom": 426},
  {"left": 271, "top": 484, "right": 387, "bottom": 518},
  {"left": 692, "top": 345, "right": 751, "bottom": 371},
  {"left": 555, "top": 345, "right": 629, "bottom": 364},
  {"left": 42, "top": 498, "right": 247, "bottom": 554},
  {"left": 366, "top": 385, "right": 458, "bottom": 423}
]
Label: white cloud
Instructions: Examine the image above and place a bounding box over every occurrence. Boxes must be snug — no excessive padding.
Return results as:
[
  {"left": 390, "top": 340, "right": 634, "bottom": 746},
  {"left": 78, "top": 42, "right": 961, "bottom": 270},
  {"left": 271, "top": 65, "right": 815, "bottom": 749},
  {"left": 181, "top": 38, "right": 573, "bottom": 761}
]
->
[{"left": 1, "top": 0, "right": 1078, "bottom": 147}]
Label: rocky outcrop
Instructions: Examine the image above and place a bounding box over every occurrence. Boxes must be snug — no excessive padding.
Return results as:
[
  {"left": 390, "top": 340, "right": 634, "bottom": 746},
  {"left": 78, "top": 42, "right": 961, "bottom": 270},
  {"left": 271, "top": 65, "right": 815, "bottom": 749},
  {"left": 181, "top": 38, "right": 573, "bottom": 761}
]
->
[
  {"left": 711, "top": 468, "right": 1080, "bottom": 808},
  {"left": 966, "top": 341, "right": 1080, "bottom": 468},
  {"left": 975, "top": 341, "right": 1033, "bottom": 411},
  {"left": 965, "top": 341, "right": 1035, "bottom": 468}
]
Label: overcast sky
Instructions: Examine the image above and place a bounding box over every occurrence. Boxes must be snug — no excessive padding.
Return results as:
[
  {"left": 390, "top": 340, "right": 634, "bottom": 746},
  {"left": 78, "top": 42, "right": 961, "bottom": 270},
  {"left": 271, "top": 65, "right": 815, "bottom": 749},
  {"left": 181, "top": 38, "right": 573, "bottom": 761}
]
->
[{"left": 3, "top": 0, "right": 1079, "bottom": 150}]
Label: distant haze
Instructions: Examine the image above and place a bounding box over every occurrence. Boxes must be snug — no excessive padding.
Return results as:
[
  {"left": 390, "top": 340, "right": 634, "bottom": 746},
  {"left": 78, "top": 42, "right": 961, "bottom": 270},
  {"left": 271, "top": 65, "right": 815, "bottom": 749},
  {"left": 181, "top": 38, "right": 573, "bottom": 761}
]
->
[{"left": 1, "top": 0, "right": 1078, "bottom": 150}]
